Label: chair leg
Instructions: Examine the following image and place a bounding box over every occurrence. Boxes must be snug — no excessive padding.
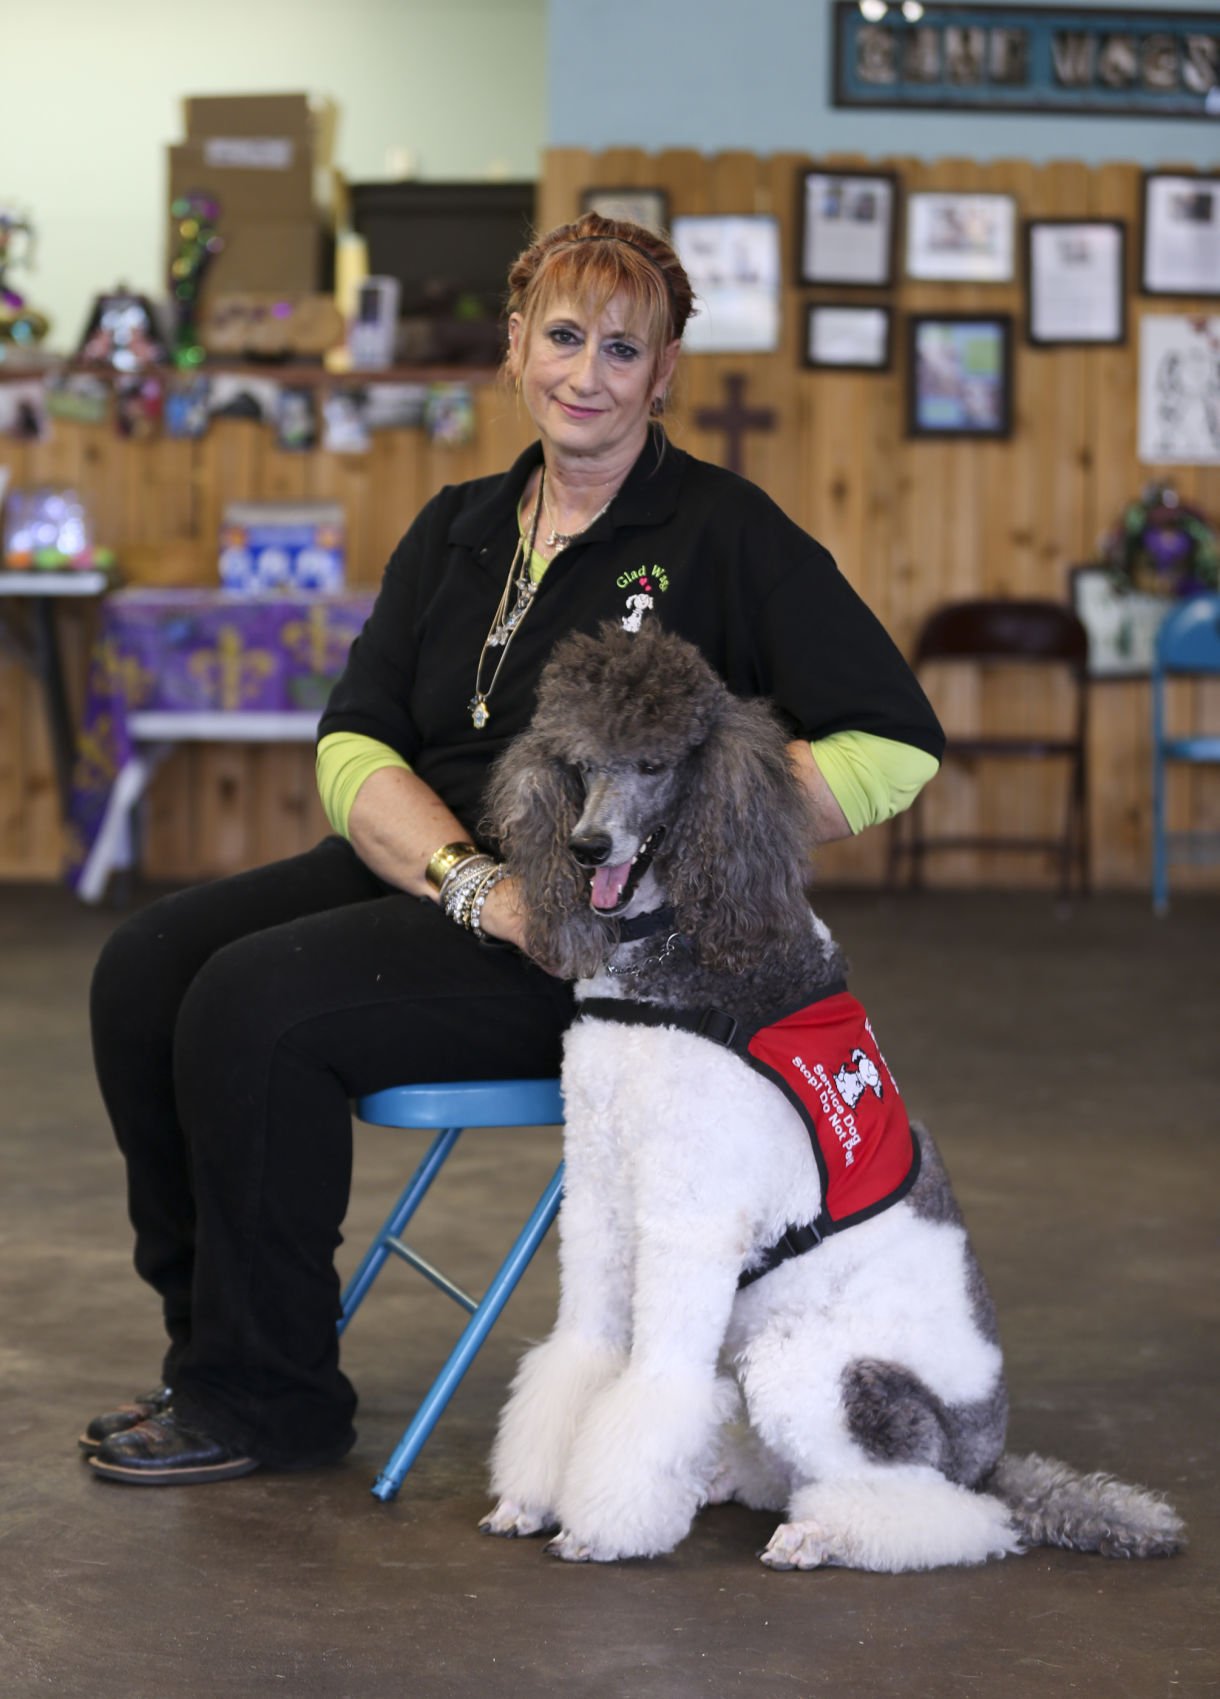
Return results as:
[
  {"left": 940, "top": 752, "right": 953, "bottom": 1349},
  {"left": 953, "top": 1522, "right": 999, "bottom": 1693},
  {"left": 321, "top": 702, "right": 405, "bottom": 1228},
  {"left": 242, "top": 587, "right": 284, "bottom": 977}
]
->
[
  {"left": 339, "top": 1127, "right": 462, "bottom": 1333},
  {"left": 371, "top": 1161, "right": 566, "bottom": 1502}
]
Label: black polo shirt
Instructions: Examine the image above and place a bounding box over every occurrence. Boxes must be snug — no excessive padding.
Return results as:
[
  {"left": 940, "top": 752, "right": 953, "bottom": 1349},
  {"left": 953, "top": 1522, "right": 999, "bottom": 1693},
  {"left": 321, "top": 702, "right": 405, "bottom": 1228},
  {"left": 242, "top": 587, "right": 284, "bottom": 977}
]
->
[{"left": 319, "top": 433, "right": 944, "bottom": 839}]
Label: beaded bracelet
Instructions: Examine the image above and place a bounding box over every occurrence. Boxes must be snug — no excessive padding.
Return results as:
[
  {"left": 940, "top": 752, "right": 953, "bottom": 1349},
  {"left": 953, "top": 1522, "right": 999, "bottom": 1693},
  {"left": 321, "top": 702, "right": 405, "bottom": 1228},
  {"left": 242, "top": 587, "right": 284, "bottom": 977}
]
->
[
  {"left": 468, "top": 863, "right": 509, "bottom": 942},
  {"left": 439, "top": 854, "right": 496, "bottom": 920}
]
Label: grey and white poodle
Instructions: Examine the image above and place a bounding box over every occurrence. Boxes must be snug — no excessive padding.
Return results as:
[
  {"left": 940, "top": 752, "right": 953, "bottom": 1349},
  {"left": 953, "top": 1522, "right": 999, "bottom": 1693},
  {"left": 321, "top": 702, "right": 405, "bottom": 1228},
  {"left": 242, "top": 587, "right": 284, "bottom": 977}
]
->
[{"left": 480, "top": 620, "right": 1184, "bottom": 1570}]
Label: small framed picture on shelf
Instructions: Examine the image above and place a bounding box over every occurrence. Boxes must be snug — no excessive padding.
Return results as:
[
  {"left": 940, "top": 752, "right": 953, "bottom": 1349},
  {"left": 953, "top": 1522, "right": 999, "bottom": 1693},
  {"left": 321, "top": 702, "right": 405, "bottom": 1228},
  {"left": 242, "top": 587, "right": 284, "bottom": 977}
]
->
[
  {"left": 671, "top": 214, "right": 782, "bottom": 354},
  {"left": 1026, "top": 219, "right": 1126, "bottom": 348},
  {"left": 580, "top": 187, "right": 670, "bottom": 234},
  {"left": 798, "top": 168, "right": 898, "bottom": 288},
  {"left": 804, "top": 303, "right": 893, "bottom": 371},
  {"left": 906, "top": 192, "right": 1017, "bottom": 283},
  {"left": 1140, "top": 172, "right": 1220, "bottom": 299},
  {"left": 907, "top": 314, "right": 1013, "bottom": 440}
]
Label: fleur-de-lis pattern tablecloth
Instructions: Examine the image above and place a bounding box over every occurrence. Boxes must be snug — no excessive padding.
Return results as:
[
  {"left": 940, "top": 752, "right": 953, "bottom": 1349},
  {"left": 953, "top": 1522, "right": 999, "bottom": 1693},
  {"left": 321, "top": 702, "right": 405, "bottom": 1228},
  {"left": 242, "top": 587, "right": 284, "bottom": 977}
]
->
[{"left": 66, "top": 588, "right": 375, "bottom": 889}]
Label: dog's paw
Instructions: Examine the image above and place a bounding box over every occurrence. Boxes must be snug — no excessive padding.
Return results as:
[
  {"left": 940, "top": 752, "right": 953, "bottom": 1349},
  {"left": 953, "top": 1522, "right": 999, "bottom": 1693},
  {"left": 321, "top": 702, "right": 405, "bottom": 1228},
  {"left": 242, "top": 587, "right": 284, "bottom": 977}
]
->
[
  {"left": 760, "top": 1519, "right": 837, "bottom": 1571},
  {"left": 478, "top": 1497, "right": 559, "bottom": 1539},
  {"left": 545, "top": 1529, "right": 596, "bottom": 1563}
]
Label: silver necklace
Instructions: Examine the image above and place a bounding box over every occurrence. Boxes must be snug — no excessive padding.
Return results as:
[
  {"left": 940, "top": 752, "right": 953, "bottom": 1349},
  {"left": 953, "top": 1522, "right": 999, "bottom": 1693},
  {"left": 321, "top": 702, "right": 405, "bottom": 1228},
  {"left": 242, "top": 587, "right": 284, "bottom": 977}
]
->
[
  {"left": 469, "top": 469, "right": 547, "bottom": 731},
  {"left": 542, "top": 483, "right": 614, "bottom": 551}
]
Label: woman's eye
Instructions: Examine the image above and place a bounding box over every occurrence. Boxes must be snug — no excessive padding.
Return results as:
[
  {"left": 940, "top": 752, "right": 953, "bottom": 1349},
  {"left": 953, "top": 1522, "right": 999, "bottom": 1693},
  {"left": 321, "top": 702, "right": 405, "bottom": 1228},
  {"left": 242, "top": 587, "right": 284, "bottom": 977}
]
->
[
  {"left": 549, "top": 327, "right": 579, "bottom": 347},
  {"left": 608, "top": 341, "right": 639, "bottom": 361}
]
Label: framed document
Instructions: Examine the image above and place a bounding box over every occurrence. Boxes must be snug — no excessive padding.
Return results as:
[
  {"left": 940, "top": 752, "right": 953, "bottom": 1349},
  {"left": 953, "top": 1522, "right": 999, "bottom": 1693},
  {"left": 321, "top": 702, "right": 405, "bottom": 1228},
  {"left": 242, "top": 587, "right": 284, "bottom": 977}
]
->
[
  {"left": 671, "top": 215, "right": 782, "bottom": 354},
  {"left": 804, "top": 304, "right": 893, "bottom": 371},
  {"left": 908, "top": 314, "right": 1013, "bottom": 439},
  {"left": 799, "top": 168, "right": 898, "bottom": 288},
  {"left": 580, "top": 187, "right": 670, "bottom": 235},
  {"left": 1026, "top": 219, "right": 1126, "bottom": 347},
  {"left": 1140, "top": 173, "right": 1220, "bottom": 298},
  {"left": 906, "top": 192, "right": 1017, "bottom": 283}
]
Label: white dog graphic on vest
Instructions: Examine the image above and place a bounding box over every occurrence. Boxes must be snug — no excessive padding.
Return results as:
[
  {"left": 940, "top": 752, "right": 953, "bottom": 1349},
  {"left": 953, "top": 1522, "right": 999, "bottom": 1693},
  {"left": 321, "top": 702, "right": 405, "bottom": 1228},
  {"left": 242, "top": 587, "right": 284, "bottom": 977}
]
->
[{"left": 834, "top": 1047, "right": 884, "bottom": 1108}]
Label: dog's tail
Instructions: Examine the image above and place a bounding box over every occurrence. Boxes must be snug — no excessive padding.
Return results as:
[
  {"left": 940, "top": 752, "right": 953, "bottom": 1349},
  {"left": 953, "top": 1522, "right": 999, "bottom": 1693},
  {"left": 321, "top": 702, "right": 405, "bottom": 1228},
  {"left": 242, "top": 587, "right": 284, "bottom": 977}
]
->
[{"left": 986, "top": 1452, "right": 1185, "bottom": 1559}]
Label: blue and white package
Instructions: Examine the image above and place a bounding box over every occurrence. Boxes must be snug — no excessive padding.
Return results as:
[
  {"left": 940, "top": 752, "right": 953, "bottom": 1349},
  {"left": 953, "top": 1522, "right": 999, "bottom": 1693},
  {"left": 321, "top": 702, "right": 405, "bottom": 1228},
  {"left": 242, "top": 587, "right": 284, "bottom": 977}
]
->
[{"left": 219, "top": 502, "right": 346, "bottom": 593}]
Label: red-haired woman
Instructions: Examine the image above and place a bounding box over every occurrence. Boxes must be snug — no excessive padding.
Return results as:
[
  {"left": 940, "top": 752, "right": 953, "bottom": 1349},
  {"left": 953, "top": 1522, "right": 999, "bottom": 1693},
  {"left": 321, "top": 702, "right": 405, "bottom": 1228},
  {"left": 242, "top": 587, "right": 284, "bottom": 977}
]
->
[{"left": 85, "top": 215, "right": 942, "bottom": 1483}]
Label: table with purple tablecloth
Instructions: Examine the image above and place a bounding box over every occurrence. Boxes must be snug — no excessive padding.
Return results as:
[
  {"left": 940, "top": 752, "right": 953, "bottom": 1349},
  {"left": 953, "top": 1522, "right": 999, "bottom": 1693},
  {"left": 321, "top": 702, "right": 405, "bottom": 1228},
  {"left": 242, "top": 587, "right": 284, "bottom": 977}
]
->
[{"left": 67, "top": 587, "right": 374, "bottom": 900}]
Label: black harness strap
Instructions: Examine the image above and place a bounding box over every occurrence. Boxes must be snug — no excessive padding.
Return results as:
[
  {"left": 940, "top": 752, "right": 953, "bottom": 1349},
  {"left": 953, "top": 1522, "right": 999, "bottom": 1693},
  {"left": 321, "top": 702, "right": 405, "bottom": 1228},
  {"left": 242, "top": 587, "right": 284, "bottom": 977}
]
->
[{"left": 574, "top": 985, "right": 853, "bottom": 1289}]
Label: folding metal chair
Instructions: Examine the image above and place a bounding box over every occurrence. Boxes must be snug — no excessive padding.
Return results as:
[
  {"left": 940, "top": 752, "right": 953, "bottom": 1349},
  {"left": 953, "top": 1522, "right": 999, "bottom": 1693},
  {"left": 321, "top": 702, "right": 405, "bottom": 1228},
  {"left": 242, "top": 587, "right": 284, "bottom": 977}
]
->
[
  {"left": 887, "top": 598, "right": 1090, "bottom": 900},
  {"left": 1151, "top": 594, "right": 1220, "bottom": 915},
  {"left": 342, "top": 1078, "right": 564, "bottom": 1501}
]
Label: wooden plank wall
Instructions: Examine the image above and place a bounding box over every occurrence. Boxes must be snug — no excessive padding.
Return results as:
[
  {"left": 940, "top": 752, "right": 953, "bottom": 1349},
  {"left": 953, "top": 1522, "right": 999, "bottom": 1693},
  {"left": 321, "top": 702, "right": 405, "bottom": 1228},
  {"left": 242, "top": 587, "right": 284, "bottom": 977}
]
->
[
  {"left": 541, "top": 148, "right": 1220, "bottom": 893},
  {"left": 1, "top": 146, "right": 1217, "bottom": 891}
]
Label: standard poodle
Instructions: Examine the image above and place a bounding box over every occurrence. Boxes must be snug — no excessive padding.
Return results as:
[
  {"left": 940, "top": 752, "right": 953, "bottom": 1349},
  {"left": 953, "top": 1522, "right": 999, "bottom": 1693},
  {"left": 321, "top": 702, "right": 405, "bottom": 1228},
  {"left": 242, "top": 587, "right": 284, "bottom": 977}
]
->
[{"left": 479, "top": 620, "right": 1183, "bottom": 1571}]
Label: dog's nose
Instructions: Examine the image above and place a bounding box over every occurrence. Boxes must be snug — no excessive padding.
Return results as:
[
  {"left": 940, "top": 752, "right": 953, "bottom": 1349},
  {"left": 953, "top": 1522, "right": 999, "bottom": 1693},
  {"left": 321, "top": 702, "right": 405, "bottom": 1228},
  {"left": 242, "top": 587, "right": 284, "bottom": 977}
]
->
[{"left": 570, "top": 833, "right": 613, "bottom": 867}]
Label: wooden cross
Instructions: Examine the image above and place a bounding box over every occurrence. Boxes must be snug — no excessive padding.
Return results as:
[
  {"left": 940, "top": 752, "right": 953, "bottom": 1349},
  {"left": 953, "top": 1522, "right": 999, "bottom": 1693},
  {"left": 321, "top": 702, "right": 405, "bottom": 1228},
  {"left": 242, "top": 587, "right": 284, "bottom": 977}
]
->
[{"left": 693, "top": 373, "right": 777, "bottom": 476}]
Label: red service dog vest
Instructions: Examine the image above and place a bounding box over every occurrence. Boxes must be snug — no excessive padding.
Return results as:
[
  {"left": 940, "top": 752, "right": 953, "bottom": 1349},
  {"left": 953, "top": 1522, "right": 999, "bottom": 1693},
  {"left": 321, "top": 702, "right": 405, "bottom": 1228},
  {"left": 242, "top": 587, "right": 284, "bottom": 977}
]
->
[{"left": 575, "top": 986, "right": 920, "bottom": 1285}]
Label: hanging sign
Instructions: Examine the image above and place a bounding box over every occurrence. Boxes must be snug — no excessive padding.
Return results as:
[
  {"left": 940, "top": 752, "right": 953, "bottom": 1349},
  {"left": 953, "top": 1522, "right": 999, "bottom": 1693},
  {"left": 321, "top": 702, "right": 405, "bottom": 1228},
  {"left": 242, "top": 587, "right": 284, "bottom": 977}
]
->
[{"left": 832, "top": 4, "right": 1220, "bottom": 119}]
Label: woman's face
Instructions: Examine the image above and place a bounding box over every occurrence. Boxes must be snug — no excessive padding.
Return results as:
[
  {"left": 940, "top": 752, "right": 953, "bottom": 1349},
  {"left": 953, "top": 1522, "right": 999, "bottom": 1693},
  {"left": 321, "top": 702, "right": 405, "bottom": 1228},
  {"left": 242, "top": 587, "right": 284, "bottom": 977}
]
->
[{"left": 509, "top": 292, "right": 678, "bottom": 469}]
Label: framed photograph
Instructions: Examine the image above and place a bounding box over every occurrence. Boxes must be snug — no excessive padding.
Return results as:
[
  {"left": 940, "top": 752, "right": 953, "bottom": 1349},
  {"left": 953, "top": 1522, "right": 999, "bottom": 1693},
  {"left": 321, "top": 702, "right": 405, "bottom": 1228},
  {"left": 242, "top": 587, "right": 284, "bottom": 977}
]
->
[
  {"left": 1140, "top": 173, "right": 1220, "bottom": 298},
  {"left": 1138, "top": 314, "right": 1220, "bottom": 465},
  {"left": 906, "top": 192, "right": 1017, "bottom": 283},
  {"left": 907, "top": 314, "right": 1013, "bottom": 439},
  {"left": 1026, "top": 219, "right": 1127, "bottom": 347},
  {"left": 671, "top": 215, "right": 782, "bottom": 354},
  {"left": 1069, "top": 565, "right": 1168, "bottom": 679},
  {"left": 804, "top": 304, "right": 893, "bottom": 371},
  {"left": 799, "top": 168, "right": 898, "bottom": 288},
  {"left": 580, "top": 187, "right": 670, "bottom": 235}
]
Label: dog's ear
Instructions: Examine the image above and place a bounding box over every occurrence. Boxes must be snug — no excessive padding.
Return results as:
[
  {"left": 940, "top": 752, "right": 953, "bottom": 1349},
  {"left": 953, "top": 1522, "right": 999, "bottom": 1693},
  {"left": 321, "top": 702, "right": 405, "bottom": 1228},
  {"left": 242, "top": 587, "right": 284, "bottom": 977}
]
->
[
  {"left": 662, "top": 697, "right": 814, "bottom": 974},
  {"left": 484, "top": 731, "right": 608, "bottom": 979}
]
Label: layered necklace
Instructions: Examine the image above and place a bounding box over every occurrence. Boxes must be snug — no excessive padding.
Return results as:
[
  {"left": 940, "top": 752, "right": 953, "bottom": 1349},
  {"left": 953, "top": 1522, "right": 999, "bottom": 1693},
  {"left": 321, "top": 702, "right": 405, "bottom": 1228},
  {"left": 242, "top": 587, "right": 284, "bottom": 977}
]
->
[{"left": 468, "top": 467, "right": 616, "bottom": 731}]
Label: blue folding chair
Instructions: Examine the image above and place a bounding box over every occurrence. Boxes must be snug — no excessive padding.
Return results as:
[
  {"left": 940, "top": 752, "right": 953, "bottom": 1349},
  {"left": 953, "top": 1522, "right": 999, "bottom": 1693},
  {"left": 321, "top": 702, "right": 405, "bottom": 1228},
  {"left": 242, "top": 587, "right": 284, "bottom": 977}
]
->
[
  {"left": 1152, "top": 594, "right": 1220, "bottom": 915},
  {"left": 343, "top": 1078, "right": 565, "bottom": 1501}
]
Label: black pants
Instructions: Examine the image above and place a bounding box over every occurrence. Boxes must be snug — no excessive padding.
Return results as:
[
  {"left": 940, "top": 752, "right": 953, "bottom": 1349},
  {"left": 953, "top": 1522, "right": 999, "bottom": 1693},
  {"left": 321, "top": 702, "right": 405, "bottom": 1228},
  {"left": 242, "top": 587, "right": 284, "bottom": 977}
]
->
[{"left": 89, "top": 836, "right": 574, "bottom": 1467}]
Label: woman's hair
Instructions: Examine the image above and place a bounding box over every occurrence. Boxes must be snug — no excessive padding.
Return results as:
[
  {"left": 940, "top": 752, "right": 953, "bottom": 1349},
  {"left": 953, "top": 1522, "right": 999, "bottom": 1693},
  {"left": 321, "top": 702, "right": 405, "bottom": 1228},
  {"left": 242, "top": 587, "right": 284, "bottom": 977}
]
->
[{"left": 505, "top": 212, "right": 696, "bottom": 384}]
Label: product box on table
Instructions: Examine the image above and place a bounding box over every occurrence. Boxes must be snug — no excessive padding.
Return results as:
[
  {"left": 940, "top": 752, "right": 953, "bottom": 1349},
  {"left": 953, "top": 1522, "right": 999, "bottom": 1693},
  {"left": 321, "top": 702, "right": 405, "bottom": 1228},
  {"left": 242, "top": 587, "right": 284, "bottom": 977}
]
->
[{"left": 219, "top": 502, "right": 346, "bottom": 593}]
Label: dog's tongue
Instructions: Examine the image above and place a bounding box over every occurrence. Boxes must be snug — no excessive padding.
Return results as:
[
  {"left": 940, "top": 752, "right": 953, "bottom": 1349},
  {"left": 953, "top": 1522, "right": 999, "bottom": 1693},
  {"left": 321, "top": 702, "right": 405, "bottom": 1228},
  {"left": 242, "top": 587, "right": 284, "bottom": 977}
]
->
[{"left": 591, "top": 861, "right": 633, "bottom": 911}]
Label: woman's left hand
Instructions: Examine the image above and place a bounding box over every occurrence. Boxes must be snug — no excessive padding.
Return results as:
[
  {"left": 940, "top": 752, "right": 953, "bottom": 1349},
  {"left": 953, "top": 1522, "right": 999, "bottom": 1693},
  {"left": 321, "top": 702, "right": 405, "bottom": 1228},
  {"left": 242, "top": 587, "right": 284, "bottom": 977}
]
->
[{"left": 478, "top": 872, "right": 532, "bottom": 956}]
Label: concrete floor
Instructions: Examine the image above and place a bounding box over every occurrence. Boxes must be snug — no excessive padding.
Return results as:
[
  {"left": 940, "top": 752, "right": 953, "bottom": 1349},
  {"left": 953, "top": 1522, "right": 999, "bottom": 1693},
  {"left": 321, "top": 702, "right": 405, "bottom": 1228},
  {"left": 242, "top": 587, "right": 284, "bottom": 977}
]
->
[{"left": 1, "top": 882, "right": 1216, "bottom": 1699}]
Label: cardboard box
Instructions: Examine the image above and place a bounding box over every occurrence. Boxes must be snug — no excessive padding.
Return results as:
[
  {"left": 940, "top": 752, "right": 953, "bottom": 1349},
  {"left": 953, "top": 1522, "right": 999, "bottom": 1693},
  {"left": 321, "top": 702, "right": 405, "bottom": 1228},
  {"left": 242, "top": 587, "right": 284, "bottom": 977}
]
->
[
  {"left": 183, "top": 93, "right": 336, "bottom": 168},
  {"left": 169, "top": 139, "right": 314, "bottom": 222}
]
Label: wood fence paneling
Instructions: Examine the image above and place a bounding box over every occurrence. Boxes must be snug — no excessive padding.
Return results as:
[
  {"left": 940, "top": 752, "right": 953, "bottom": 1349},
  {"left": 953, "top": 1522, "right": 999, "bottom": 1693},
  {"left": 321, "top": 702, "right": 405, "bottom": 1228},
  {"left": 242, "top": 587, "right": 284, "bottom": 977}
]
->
[{"left": 1, "top": 147, "right": 1218, "bottom": 891}]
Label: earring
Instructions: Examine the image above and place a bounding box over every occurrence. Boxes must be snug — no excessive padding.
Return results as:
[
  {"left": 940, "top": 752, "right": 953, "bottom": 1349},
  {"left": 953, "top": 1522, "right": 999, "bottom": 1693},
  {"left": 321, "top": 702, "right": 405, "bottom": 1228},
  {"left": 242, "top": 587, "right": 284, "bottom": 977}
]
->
[{"left": 651, "top": 393, "right": 666, "bottom": 417}]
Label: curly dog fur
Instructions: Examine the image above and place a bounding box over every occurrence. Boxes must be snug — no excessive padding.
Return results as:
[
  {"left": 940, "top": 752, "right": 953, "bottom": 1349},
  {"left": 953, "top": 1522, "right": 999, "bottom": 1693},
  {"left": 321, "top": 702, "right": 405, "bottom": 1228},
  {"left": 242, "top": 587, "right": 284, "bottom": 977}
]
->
[{"left": 480, "top": 621, "right": 1184, "bottom": 1570}]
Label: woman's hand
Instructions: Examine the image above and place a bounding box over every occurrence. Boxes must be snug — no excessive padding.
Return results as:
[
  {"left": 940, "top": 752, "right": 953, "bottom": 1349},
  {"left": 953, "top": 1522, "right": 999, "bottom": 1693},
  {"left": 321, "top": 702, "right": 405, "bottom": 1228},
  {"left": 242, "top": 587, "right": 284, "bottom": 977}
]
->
[{"left": 478, "top": 873, "right": 531, "bottom": 956}]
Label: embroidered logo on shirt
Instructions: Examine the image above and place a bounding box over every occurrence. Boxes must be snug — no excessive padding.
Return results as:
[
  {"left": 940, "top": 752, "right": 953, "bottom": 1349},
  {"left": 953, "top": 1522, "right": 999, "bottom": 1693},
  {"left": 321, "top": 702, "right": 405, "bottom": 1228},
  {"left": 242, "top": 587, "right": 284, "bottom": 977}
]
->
[{"left": 617, "top": 564, "right": 669, "bottom": 631}]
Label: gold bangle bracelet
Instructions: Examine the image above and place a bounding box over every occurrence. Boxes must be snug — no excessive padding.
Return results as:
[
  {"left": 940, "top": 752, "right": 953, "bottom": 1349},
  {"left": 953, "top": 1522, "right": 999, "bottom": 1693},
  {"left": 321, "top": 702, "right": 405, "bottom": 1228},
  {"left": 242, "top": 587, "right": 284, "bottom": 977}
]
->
[{"left": 425, "top": 841, "right": 479, "bottom": 892}]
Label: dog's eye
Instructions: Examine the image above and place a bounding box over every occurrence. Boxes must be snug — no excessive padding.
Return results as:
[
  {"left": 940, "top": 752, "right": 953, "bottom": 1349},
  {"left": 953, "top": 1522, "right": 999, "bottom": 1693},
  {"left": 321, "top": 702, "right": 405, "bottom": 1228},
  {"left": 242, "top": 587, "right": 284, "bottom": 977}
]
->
[{"left": 637, "top": 760, "right": 663, "bottom": 776}]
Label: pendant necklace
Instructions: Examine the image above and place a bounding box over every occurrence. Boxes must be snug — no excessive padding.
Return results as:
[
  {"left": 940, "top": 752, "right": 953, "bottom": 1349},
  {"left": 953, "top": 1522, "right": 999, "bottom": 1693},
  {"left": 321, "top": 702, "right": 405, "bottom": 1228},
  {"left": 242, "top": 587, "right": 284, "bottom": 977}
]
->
[
  {"left": 468, "top": 468, "right": 547, "bottom": 731},
  {"left": 542, "top": 482, "right": 614, "bottom": 551}
]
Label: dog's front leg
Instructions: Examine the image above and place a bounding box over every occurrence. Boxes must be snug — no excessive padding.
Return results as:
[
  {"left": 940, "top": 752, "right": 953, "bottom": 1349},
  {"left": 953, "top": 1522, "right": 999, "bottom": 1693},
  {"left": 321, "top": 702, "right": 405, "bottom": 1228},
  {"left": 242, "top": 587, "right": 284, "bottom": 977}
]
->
[
  {"left": 548, "top": 1205, "right": 745, "bottom": 1564},
  {"left": 482, "top": 1091, "right": 633, "bottom": 1539}
]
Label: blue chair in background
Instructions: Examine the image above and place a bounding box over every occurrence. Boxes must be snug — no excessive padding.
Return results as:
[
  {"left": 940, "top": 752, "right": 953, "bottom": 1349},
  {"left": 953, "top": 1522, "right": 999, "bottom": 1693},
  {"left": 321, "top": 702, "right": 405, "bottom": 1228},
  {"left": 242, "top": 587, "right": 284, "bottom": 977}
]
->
[
  {"left": 342, "top": 1078, "right": 565, "bottom": 1501},
  {"left": 1152, "top": 594, "right": 1220, "bottom": 915}
]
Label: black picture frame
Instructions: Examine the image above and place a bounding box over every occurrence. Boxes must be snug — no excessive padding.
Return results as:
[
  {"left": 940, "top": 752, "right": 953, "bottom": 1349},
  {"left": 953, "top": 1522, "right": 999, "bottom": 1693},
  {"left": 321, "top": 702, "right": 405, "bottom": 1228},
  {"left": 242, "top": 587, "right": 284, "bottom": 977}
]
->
[
  {"left": 798, "top": 167, "right": 898, "bottom": 288},
  {"left": 907, "top": 314, "right": 1014, "bottom": 440},
  {"left": 803, "top": 303, "right": 894, "bottom": 371},
  {"left": 905, "top": 192, "right": 1018, "bottom": 283},
  {"left": 579, "top": 187, "right": 670, "bottom": 234},
  {"left": 1139, "top": 171, "right": 1220, "bottom": 298},
  {"left": 1025, "top": 218, "right": 1127, "bottom": 347}
]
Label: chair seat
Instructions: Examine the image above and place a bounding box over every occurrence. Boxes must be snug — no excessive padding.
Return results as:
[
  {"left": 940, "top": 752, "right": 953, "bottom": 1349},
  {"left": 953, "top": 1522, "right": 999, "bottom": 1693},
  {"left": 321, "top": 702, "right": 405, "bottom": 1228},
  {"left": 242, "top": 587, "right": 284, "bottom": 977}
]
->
[
  {"left": 1160, "top": 736, "right": 1220, "bottom": 763},
  {"left": 345, "top": 1077, "right": 565, "bottom": 1500},
  {"left": 358, "top": 1078, "right": 565, "bottom": 1131}
]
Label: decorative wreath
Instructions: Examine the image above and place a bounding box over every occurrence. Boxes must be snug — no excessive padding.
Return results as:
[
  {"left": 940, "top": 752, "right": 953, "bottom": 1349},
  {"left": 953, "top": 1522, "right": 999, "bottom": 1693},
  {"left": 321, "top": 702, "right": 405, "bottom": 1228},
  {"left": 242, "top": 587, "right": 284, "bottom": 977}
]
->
[{"left": 1100, "top": 483, "right": 1219, "bottom": 599}]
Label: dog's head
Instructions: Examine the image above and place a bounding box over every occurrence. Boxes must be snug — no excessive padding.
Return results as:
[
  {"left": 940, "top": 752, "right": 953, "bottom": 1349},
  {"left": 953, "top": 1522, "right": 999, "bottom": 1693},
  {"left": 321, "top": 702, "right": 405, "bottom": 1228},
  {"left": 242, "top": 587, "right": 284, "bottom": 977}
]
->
[{"left": 485, "top": 622, "right": 815, "bottom": 979}]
